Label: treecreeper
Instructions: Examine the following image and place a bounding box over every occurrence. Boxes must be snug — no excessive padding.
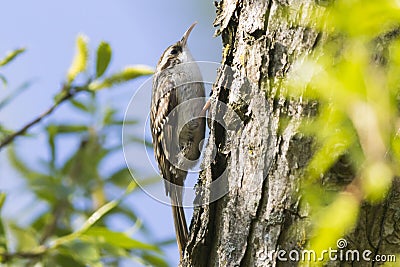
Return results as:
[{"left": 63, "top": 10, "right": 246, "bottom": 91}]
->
[{"left": 150, "top": 22, "right": 206, "bottom": 260}]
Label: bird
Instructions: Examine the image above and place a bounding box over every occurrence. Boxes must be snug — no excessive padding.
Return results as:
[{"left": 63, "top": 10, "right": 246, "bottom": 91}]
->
[{"left": 150, "top": 22, "right": 206, "bottom": 259}]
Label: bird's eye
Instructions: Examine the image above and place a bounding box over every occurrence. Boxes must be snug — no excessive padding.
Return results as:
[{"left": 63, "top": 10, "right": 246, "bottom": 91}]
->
[{"left": 170, "top": 49, "right": 178, "bottom": 55}]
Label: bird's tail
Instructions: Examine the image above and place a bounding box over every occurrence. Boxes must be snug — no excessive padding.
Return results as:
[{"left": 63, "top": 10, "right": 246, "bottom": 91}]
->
[{"left": 171, "top": 187, "right": 188, "bottom": 260}]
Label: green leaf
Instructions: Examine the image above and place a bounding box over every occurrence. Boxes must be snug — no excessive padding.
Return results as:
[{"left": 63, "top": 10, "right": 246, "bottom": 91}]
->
[
  {"left": 0, "top": 193, "right": 5, "bottom": 211},
  {"left": 125, "top": 180, "right": 138, "bottom": 194},
  {"left": 119, "top": 119, "right": 138, "bottom": 126},
  {"left": 50, "top": 182, "right": 139, "bottom": 252},
  {"left": 130, "top": 136, "right": 153, "bottom": 148},
  {"left": 0, "top": 194, "right": 6, "bottom": 210},
  {"left": 50, "top": 200, "right": 120, "bottom": 250},
  {"left": 61, "top": 134, "right": 108, "bottom": 185},
  {"left": 0, "top": 80, "right": 34, "bottom": 111},
  {"left": 79, "top": 200, "right": 119, "bottom": 233},
  {"left": 59, "top": 240, "right": 101, "bottom": 266},
  {"left": 8, "top": 223, "right": 39, "bottom": 252},
  {"left": 142, "top": 252, "right": 169, "bottom": 267},
  {"left": 47, "top": 125, "right": 57, "bottom": 166},
  {"left": 67, "top": 34, "right": 89, "bottom": 83},
  {"left": 107, "top": 168, "right": 133, "bottom": 187},
  {"left": 47, "top": 253, "right": 86, "bottom": 267},
  {"left": 96, "top": 41, "right": 112, "bottom": 78},
  {"left": 30, "top": 175, "right": 69, "bottom": 202},
  {"left": 70, "top": 99, "right": 90, "bottom": 112},
  {"left": 8, "top": 146, "right": 41, "bottom": 179},
  {"left": 362, "top": 162, "right": 393, "bottom": 202},
  {"left": 8, "top": 146, "right": 65, "bottom": 202},
  {"left": 47, "top": 124, "right": 88, "bottom": 134},
  {"left": 84, "top": 226, "right": 159, "bottom": 251},
  {"left": 89, "top": 65, "right": 153, "bottom": 90},
  {"left": 93, "top": 241, "right": 129, "bottom": 258},
  {"left": 102, "top": 107, "right": 117, "bottom": 126},
  {"left": 0, "top": 125, "right": 12, "bottom": 140},
  {"left": 0, "top": 193, "right": 7, "bottom": 252},
  {"left": 155, "top": 238, "right": 176, "bottom": 247},
  {"left": 106, "top": 119, "right": 139, "bottom": 127},
  {"left": 0, "top": 74, "right": 7, "bottom": 87},
  {"left": 106, "top": 206, "right": 140, "bottom": 229},
  {"left": 0, "top": 48, "right": 26, "bottom": 67},
  {"left": 308, "top": 194, "right": 359, "bottom": 258}
]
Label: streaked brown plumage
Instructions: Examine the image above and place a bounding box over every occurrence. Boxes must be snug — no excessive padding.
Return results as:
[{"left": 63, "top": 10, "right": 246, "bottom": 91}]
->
[{"left": 150, "top": 22, "right": 205, "bottom": 259}]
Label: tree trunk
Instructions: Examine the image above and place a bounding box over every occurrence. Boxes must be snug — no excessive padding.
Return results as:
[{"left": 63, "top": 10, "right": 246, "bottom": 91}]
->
[{"left": 181, "top": 0, "right": 400, "bottom": 266}]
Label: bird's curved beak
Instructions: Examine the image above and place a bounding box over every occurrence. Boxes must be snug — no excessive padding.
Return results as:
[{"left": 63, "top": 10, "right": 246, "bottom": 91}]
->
[{"left": 181, "top": 22, "right": 197, "bottom": 47}]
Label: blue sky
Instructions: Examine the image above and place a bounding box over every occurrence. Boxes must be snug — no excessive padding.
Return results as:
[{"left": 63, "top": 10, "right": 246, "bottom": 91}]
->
[{"left": 0, "top": 1, "right": 221, "bottom": 265}]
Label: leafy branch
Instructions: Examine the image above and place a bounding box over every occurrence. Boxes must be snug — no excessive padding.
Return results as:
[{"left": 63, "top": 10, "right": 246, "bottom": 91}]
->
[
  {"left": 0, "top": 48, "right": 26, "bottom": 88},
  {"left": 0, "top": 182, "right": 139, "bottom": 263},
  {"left": 0, "top": 84, "right": 84, "bottom": 151},
  {"left": 0, "top": 34, "right": 153, "bottom": 151},
  {"left": 285, "top": 0, "right": 400, "bottom": 261},
  {"left": 0, "top": 34, "right": 165, "bottom": 267}
]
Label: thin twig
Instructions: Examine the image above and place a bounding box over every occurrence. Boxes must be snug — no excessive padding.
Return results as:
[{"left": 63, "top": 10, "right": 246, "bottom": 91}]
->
[
  {"left": 0, "top": 247, "right": 46, "bottom": 263},
  {"left": 0, "top": 86, "right": 83, "bottom": 151}
]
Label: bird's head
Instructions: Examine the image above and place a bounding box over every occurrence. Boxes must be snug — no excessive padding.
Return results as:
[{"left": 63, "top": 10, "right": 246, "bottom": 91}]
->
[{"left": 156, "top": 22, "right": 197, "bottom": 73}]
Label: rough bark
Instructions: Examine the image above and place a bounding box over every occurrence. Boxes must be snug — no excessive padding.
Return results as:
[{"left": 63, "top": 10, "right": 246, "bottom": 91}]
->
[{"left": 181, "top": 0, "right": 400, "bottom": 266}]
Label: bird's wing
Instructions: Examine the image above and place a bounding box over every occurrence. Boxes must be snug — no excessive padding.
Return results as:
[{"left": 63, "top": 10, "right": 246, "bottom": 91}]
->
[{"left": 150, "top": 75, "right": 180, "bottom": 196}]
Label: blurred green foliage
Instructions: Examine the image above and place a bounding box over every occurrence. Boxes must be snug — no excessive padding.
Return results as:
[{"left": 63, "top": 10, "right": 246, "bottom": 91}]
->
[
  {"left": 287, "top": 0, "right": 400, "bottom": 264},
  {"left": 0, "top": 36, "right": 169, "bottom": 266}
]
